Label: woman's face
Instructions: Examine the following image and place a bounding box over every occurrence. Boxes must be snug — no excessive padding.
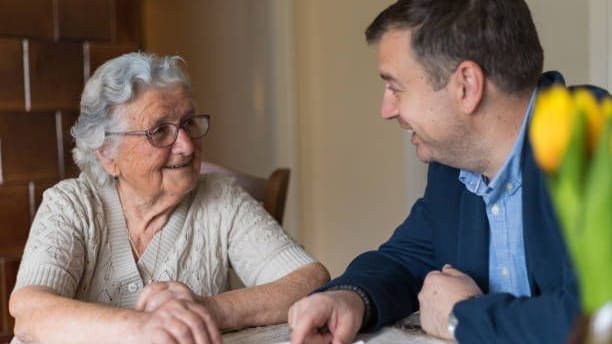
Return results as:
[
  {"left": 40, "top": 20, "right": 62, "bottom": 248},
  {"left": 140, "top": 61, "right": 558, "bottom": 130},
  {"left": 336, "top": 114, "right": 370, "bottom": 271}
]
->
[{"left": 104, "top": 86, "right": 202, "bottom": 203}]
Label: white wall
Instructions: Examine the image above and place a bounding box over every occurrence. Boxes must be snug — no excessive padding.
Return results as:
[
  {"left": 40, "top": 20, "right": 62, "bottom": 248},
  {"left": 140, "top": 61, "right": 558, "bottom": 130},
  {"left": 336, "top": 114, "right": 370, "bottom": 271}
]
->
[
  {"left": 527, "top": 0, "right": 611, "bottom": 89},
  {"left": 588, "top": 0, "right": 611, "bottom": 89}
]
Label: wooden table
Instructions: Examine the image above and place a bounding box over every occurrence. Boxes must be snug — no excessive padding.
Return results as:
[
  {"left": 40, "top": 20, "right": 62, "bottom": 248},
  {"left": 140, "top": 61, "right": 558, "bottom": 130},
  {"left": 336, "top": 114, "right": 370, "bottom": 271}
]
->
[{"left": 223, "top": 313, "right": 454, "bottom": 344}]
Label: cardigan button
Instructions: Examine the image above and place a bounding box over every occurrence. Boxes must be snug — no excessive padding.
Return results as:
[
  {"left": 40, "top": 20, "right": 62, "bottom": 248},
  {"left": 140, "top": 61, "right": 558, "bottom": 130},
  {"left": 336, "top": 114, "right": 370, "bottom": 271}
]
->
[{"left": 128, "top": 282, "right": 139, "bottom": 293}]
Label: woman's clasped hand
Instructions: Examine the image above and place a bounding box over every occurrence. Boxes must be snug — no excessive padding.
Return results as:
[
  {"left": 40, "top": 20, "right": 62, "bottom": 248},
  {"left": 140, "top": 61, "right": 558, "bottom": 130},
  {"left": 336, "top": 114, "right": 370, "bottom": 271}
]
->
[{"left": 131, "top": 282, "right": 222, "bottom": 344}]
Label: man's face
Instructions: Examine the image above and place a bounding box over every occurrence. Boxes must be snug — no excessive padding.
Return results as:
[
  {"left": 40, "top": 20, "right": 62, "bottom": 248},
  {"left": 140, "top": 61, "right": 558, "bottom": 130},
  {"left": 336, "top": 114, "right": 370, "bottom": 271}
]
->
[{"left": 377, "top": 29, "right": 472, "bottom": 166}]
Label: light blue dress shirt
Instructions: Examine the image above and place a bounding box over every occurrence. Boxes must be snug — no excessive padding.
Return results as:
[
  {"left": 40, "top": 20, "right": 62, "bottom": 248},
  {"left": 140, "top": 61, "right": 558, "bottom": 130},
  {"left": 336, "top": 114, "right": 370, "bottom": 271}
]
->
[{"left": 458, "top": 91, "right": 537, "bottom": 297}]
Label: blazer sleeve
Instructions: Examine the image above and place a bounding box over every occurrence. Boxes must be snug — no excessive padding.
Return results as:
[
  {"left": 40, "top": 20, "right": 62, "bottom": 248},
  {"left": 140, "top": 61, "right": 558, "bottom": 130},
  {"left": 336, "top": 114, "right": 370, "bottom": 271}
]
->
[
  {"left": 453, "top": 272, "right": 579, "bottom": 344},
  {"left": 322, "top": 167, "right": 441, "bottom": 330}
]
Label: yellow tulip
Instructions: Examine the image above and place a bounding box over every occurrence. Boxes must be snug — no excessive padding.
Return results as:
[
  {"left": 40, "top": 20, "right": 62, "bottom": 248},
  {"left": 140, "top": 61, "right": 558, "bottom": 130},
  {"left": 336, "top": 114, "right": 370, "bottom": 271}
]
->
[
  {"left": 530, "top": 86, "right": 575, "bottom": 173},
  {"left": 574, "top": 89, "right": 604, "bottom": 153}
]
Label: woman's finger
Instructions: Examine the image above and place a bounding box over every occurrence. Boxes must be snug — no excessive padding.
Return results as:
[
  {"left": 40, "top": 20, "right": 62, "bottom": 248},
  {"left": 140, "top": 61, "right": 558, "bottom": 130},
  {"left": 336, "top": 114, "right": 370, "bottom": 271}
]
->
[
  {"left": 164, "top": 315, "right": 197, "bottom": 344},
  {"left": 188, "top": 303, "right": 222, "bottom": 344},
  {"left": 170, "top": 303, "right": 214, "bottom": 344},
  {"left": 144, "top": 290, "right": 176, "bottom": 312},
  {"left": 137, "top": 282, "right": 170, "bottom": 311}
]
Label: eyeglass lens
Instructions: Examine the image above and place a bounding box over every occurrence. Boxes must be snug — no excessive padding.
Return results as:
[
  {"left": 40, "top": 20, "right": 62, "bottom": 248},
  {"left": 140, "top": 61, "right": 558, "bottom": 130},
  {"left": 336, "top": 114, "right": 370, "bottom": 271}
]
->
[{"left": 148, "top": 115, "right": 209, "bottom": 147}]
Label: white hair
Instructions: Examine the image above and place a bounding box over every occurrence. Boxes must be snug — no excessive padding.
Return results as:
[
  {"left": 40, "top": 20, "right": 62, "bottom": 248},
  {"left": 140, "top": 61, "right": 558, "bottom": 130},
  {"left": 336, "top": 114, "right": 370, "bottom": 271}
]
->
[{"left": 71, "top": 52, "right": 191, "bottom": 185}]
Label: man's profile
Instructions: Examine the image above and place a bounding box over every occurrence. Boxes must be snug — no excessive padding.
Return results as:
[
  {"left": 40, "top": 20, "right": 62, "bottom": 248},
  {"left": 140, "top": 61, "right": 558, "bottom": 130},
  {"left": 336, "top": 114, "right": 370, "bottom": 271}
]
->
[{"left": 288, "top": 1, "right": 609, "bottom": 343}]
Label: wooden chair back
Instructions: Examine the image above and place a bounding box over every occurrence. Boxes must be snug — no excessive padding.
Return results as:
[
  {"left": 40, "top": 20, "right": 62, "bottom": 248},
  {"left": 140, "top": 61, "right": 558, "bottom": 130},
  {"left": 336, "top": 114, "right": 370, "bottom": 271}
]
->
[
  {"left": 0, "top": 257, "right": 19, "bottom": 343},
  {"left": 200, "top": 162, "right": 291, "bottom": 225}
]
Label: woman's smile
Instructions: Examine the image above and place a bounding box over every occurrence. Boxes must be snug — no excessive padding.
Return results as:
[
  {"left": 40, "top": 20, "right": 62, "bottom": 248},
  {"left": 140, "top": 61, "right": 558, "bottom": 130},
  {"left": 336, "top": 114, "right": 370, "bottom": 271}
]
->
[{"left": 163, "top": 155, "right": 194, "bottom": 169}]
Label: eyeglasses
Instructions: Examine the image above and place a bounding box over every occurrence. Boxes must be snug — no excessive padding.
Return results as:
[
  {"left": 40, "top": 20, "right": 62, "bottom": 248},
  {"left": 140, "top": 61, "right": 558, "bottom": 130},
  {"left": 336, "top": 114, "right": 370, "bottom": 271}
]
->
[{"left": 105, "top": 114, "right": 210, "bottom": 148}]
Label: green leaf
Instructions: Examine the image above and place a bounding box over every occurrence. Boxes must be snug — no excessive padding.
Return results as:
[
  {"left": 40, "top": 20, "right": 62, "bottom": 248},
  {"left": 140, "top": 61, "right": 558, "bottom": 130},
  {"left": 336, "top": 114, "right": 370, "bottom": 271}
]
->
[{"left": 579, "top": 118, "right": 612, "bottom": 312}]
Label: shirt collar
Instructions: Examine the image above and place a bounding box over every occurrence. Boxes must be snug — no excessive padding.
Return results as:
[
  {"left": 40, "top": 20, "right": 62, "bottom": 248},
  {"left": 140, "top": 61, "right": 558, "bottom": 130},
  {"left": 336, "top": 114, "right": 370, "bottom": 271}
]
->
[{"left": 459, "top": 89, "right": 537, "bottom": 201}]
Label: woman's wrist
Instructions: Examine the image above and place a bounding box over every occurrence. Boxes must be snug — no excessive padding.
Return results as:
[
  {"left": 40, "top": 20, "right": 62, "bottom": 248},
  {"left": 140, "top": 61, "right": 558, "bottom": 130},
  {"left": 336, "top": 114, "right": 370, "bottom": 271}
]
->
[
  {"left": 120, "top": 310, "right": 148, "bottom": 341},
  {"left": 201, "top": 296, "right": 228, "bottom": 329}
]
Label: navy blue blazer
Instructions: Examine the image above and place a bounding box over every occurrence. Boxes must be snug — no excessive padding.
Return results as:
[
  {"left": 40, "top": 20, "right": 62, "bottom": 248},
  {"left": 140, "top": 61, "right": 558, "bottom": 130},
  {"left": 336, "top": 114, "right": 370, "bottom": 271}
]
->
[{"left": 324, "top": 72, "right": 609, "bottom": 343}]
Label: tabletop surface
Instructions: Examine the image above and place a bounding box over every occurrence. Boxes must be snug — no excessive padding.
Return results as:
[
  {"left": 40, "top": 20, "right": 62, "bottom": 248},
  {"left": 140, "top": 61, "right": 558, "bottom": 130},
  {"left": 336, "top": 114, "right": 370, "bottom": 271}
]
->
[{"left": 223, "top": 313, "right": 454, "bottom": 344}]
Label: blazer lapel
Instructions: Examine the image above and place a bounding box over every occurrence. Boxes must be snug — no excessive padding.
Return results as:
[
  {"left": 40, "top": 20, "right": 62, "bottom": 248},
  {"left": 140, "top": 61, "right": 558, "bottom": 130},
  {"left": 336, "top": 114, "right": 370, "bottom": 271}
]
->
[
  {"left": 521, "top": 135, "right": 569, "bottom": 294},
  {"left": 457, "top": 189, "right": 490, "bottom": 292}
]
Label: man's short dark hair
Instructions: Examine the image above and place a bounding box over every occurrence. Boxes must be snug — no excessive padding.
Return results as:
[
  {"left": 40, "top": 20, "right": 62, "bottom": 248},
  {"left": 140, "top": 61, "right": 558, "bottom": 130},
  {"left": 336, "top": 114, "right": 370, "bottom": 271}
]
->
[{"left": 366, "top": 0, "right": 544, "bottom": 94}]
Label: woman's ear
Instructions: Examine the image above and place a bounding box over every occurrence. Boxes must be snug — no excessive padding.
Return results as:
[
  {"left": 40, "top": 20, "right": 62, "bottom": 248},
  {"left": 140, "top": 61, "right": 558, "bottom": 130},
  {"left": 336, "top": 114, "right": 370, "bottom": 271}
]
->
[
  {"left": 96, "top": 146, "right": 120, "bottom": 177},
  {"left": 452, "top": 60, "right": 485, "bottom": 115}
]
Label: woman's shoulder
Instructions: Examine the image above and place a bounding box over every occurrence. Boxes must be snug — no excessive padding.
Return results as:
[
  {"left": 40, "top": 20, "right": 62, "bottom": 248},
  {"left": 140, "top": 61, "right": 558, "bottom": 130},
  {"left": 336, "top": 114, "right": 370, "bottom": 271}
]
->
[
  {"left": 196, "top": 173, "right": 240, "bottom": 195},
  {"left": 191, "top": 173, "right": 250, "bottom": 210},
  {"left": 42, "top": 173, "right": 102, "bottom": 208}
]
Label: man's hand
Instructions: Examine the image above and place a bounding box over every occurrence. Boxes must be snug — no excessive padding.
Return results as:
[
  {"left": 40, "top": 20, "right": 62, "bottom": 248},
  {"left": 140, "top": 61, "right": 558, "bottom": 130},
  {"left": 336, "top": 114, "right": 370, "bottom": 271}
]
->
[
  {"left": 418, "top": 264, "right": 482, "bottom": 339},
  {"left": 289, "top": 290, "right": 364, "bottom": 344}
]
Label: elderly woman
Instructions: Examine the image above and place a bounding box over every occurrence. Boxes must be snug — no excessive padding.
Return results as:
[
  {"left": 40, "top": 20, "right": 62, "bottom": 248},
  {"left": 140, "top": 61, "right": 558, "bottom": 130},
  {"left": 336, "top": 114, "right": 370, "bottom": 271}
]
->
[{"left": 9, "top": 52, "right": 329, "bottom": 344}]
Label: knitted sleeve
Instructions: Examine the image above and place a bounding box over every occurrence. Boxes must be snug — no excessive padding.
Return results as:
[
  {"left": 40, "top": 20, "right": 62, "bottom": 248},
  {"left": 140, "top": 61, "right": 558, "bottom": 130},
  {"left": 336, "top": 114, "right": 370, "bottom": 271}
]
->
[
  {"left": 13, "top": 180, "right": 90, "bottom": 298},
  {"left": 222, "top": 178, "right": 316, "bottom": 287}
]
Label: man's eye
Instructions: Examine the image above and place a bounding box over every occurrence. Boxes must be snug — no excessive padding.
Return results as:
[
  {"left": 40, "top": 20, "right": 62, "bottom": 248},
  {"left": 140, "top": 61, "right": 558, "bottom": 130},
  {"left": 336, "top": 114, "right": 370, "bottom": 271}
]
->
[{"left": 386, "top": 84, "right": 400, "bottom": 95}]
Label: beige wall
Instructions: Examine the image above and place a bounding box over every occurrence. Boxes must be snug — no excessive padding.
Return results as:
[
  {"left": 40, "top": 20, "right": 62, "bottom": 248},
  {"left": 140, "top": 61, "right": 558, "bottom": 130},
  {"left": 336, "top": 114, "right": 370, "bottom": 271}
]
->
[
  {"left": 142, "top": 0, "right": 303, "bottom": 238},
  {"left": 143, "top": 1, "right": 610, "bottom": 278},
  {"left": 293, "top": 0, "right": 409, "bottom": 276}
]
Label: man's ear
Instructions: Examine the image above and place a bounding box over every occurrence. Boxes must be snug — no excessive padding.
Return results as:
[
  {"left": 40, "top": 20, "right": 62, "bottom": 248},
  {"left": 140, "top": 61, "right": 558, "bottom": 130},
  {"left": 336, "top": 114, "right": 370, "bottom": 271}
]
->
[
  {"left": 96, "top": 146, "right": 120, "bottom": 177},
  {"left": 452, "top": 60, "right": 484, "bottom": 115}
]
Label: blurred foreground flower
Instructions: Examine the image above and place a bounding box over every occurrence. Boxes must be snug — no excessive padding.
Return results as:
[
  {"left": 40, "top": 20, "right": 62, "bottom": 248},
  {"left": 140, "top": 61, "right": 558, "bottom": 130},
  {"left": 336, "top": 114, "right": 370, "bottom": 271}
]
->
[{"left": 530, "top": 86, "right": 612, "bottom": 314}]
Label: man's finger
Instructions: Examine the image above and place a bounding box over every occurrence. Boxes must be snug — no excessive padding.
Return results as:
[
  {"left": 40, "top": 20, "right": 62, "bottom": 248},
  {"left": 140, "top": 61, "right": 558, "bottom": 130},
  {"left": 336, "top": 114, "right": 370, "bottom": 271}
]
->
[
  {"left": 441, "top": 264, "right": 466, "bottom": 277},
  {"left": 329, "top": 315, "right": 359, "bottom": 344},
  {"left": 290, "top": 315, "right": 324, "bottom": 344}
]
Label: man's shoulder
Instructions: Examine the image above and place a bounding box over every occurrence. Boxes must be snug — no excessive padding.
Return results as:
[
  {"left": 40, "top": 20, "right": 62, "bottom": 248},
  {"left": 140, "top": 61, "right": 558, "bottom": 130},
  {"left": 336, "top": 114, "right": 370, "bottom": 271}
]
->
[{"left": 539, "top": 71, "right": 610, "bottom": 99}]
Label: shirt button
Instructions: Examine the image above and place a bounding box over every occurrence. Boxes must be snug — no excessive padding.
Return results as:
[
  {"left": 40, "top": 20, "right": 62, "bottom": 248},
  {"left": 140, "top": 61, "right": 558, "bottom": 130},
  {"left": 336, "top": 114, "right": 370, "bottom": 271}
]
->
[
  {"left": 491, "top": 204, "right": 500, "bottom": 215},
  {"left": 128, "top": 282, "right": 139, "bottom": 293},
  {"left": 501, "top": 267, "right": 509, "bottom": 277},
  {"left": 506, "top": 183, "right": 513, "bottom": 191}
]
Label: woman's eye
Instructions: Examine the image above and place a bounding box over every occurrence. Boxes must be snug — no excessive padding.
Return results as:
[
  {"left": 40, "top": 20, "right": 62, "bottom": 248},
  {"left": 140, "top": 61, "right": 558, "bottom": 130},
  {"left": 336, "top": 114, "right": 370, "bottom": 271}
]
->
[
  {"left": 150, "top": 124, "right": 171, "bottom": 137},
  {"left": 182, "top": 118, "right": 196, "bottom": 128}
]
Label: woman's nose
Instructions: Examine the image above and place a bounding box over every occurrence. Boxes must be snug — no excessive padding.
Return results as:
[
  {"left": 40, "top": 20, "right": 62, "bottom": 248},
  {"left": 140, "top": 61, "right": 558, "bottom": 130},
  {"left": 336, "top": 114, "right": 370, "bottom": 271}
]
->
[{"left": 171, "top": 127, "right": 196, "bottom": 154}]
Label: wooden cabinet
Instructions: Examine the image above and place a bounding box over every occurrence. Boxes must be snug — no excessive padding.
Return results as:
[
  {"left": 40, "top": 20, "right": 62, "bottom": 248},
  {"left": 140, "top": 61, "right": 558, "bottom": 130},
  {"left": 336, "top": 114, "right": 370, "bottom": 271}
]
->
[
  {"left": 0, "top": 39, "right": 24, "bottom": 111},
  {"left": 0, "top": 0, "right": 142, "bottom": 338},
  {"left": 0, "top": 0, "right": 55, "bottom": 40}
]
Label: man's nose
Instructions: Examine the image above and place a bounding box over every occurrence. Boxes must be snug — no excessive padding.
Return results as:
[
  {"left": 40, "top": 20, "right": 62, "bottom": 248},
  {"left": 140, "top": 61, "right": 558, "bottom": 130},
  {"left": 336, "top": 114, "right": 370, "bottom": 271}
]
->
[{"left": 381, "top": 90, "right": 399, "bottom": 119}]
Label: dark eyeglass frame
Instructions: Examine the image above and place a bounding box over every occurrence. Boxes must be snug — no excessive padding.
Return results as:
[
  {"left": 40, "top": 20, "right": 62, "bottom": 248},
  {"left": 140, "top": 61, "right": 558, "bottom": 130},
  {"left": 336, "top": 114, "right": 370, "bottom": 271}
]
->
[{"left": 105, "top": 114, "right": 211, "bottom": 148}]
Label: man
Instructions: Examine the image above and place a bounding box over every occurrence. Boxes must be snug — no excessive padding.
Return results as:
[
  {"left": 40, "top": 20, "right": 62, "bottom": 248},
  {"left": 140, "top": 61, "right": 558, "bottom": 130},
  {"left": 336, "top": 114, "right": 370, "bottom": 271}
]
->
[{"left": 289, "top": 1, "right": 608, "bottom": 343}]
